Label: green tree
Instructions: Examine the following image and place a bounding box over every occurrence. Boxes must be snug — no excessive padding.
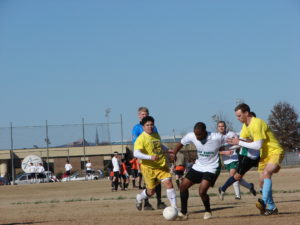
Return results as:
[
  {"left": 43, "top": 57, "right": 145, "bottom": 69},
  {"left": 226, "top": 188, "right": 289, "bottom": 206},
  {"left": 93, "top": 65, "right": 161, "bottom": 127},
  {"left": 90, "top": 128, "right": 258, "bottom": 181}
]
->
[{"left": 268, "top": 102, "right": 299, "bottom": 151}]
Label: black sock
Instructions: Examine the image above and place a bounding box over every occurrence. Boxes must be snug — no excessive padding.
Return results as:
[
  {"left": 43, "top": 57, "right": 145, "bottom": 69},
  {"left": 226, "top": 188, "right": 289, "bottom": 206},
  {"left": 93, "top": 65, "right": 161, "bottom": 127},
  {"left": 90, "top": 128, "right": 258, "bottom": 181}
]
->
[
  {"left": 180, "top": 189, "right": 189, "bottom": 215},
  {"left": 155, "top": 183, "right": 162, "bottom": 203},
  {"left": 221, "top": 176, "right": 237, "bottom": 192},
  {"left": 133, "top": 180, "right": 136, "bottom": 187},
  {"left": 176, "top": 180, "right": 180, "bottom": 189},
  {"left": 202, "top": 194, "right": 211, "bottom": 212}
]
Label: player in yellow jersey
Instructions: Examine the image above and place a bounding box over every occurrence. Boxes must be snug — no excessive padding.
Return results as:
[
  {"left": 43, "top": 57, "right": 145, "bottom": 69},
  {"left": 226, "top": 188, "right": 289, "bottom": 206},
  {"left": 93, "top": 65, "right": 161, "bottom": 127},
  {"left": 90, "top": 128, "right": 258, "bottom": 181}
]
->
[
  {"left": 134, "top": 116, "right": 183, "bottom": 218},
  {"left": 227, "top": 103, "right": 284, "bottom": 216}
]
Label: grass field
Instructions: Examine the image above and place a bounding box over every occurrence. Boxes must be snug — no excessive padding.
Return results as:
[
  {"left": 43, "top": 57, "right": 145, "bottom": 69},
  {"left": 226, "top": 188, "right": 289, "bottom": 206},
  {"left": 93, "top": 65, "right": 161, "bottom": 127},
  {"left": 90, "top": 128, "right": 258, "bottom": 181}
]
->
[{"left": 1, "top": 167, "right": 300, "bottom": 225}]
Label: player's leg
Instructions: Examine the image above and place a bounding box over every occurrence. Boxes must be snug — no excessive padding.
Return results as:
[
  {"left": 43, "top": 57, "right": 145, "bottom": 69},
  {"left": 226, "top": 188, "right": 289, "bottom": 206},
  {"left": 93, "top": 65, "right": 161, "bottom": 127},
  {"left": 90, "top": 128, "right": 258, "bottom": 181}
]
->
[
  {"left": 229, "top": 167, "right": 241, "bottom": 199},
  {"left": 256, "top": 154, "right": 282, "bottom": 215},
  {"left": 199, "top": 179, "right": 212, "bottom": 219},
  {"left": 136, "top": 166, "right": 156, "bottom": 211},
  {"left": 155, "top": 183, "right": 167, "bottom": 209}
]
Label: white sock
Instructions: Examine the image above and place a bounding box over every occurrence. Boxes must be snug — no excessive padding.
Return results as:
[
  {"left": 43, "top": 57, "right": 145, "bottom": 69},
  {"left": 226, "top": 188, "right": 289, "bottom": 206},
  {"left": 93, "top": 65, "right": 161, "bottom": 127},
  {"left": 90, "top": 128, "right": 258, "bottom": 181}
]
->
[
  {"left": 233, "top": 181, "right": 240, "bottom": 197},
  {"left": 239, "top": 179, "right": 251, "bottom": 189},
  {"left": 166, "top": 188, "right": 177, "bottom": 208},
  {"left": 137, "top": 189, "right": 148, "bottom": 202}
]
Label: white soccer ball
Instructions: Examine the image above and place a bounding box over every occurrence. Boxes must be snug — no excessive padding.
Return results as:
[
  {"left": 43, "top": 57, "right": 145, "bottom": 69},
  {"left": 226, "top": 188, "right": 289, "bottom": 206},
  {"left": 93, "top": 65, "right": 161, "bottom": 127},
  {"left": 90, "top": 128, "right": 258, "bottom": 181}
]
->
[{"left": 163, "top": 206, "right": 178, "bottom": 221}]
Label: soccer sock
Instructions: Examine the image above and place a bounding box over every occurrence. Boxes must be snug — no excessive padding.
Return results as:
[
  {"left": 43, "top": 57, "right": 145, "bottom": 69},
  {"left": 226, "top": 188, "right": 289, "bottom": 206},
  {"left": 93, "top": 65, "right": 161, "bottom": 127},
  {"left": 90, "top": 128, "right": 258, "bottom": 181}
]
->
[
  {"left": 155, "top": 183, "right": 162, "bottom": 203},
  {"left": 239, "top": 178, "right": 252, "bottom": 190},
  {"left": 221, "top": 176, "right": 237, "bottom": 192},
  {"left": 262, "top": 178, "right": 275, "bottom": 209},
  {"left": 132, "top": 180, "right": 136, "bottom": 187},
  {"left": 201, "top": 194, "right": 211, "bottom": 212},
  {"left": 138, "top": 189, "right": 149, "bottom": 202},
  {"left": 176, "top": 180, "right": 180, "bottom": 189},
  {"left": 233, "top": 181, "right": 241, "bottom": 197},
  {"left": 114, "top": 180, "right": 119, "bottom": 190},
  {"left": 166, "top": 188, "right": 177, "bottom": 208},
  {"left": 180, "top": 189, "right": 189, "bottom": 215}
]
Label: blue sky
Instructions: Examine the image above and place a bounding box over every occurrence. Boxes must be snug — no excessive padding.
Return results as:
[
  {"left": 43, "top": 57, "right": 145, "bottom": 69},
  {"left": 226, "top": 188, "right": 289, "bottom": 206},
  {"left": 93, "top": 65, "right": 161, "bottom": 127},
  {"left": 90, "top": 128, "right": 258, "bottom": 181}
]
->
[{"left": 0, "top": 1, "right": 299, "bottom": 146}]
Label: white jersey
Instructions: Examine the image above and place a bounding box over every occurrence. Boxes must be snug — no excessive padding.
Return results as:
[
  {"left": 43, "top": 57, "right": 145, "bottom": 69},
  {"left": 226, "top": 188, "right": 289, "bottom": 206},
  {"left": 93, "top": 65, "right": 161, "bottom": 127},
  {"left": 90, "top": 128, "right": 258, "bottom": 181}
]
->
[
  {"left": 181, "top": 132, "right": 225, "bottom": 173},
  {"left": 86, "top": 162, "right": 92, "bottom": 171},
  {"left": 36, "top": 165, "right": 45, "bottom": 173},
  {"left": 65, "top": 163, "right": 72, "bottom": 171},
  {"left": 28, "top": 165, "right": 36, "bottom": 173},
  {"left": 112, "top": 157, "right": 120, "bottom": 172},
  {"left": 221, "top": 131, "right": 239, "bottom": 165}
]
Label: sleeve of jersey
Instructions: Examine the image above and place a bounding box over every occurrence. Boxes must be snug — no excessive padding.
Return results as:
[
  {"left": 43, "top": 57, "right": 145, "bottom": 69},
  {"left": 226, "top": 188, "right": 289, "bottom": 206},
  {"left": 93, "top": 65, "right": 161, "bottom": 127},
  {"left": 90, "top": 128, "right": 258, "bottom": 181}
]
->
[
  {"left": 181, "top": 133, "right": 192, "bottom": 146},
  {"left": 251, "top": 119, "right": 267, "bottom": 141},
  {"left": 134, "top": 136, "right": 143, "bottom": 152}
]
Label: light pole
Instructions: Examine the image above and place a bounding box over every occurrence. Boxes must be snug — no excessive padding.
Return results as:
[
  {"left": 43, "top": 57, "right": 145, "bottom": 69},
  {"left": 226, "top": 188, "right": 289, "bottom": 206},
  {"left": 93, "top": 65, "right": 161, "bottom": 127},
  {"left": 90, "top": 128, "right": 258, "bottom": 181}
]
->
[{"left": 105, "top": 108, "right": 111, "bottom": 144}]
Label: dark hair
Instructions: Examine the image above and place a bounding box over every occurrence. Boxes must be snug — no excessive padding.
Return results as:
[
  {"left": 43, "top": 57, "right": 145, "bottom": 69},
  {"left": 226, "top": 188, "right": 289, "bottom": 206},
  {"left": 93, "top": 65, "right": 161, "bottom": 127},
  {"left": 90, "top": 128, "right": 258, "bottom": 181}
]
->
[
  {"left": 193, "top": 122, "right": 206, "bottom": 131},
  {"left": 217, "top": 121, "right": 226, "bottom": 128},
  {"left": 250, "top": 112, "right": 256, "bottom": 117},
  {"left": 235, "top": 103, "right": 250, "bottom": 113},
  {"left": 141, "top": 116, "right": 154, "bottom": 126},
  {"left": 114, "top": 151, "right": 119, "bottom": 155}
]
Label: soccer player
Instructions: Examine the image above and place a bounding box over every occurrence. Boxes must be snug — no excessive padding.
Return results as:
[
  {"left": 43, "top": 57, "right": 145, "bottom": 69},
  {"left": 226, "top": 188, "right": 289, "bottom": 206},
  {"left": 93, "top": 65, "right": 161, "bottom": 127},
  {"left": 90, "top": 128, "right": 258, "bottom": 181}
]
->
[
  {"left": 171, "top": 122, "right": 225, "bottom": 220},
  {"left": 227, "top": 103, "right": 284, "bottom": 215},
  {"left": 134, "top": 116, "right": 181, "bottom": 217},
  {"left": 111, "top": 152, "right": 120, "bottom": 191},
  {"left": 132, "top": 106, "right": 166, "bottom": 210},
  {"left": 217, "top": 121, "right": 256, "bottom": 200},
  {"left": 174, "top": 151, "right": 186, "bottom": 189},
  {"left": 120, "top": 158, "right": 129, "bottom": 190},
  {"left": 85, "top": 160, "right": 92, "bottom": 179},
  {"left": 64, "top": 160, "right": 72, "bottom": 182}
]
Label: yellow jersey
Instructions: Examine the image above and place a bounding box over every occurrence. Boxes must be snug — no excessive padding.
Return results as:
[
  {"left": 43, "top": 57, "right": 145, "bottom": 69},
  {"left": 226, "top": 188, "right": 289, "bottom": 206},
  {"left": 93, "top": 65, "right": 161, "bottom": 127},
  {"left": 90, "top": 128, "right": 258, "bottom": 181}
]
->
[
  {"left": 240, "top": 117, "right": 284, "bottom": 159},
  {"left": 134, "top": 131, "right": 167, "bottom": 169}
]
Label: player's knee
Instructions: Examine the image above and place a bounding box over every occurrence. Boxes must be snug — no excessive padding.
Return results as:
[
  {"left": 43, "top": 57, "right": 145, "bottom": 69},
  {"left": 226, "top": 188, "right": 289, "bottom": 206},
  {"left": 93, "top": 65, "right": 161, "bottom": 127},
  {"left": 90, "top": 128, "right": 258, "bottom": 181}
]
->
[{"left": 234, "top": 173, "right": 242, "bottom": 181}]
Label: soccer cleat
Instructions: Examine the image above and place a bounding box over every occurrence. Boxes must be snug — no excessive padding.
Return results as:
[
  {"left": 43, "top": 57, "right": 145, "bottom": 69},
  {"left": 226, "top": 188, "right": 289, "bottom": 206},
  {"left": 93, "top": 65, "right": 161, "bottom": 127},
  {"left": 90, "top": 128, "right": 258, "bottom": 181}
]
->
[
  {"left": 264, "top": 207, "right": 279, "bottom": 216},
  {"left": 218, "top": 187, "right": 225, "bottom": 200},
  {"left": 203, "top": 212, "right": 212, "bottom": 220},
  {"left": 157, "top": 201, "right": 167, "bottom": 209},
  {"left": 136, "top": 194, "right": 143, "bottom": 211},
  {"left": 235, "top": 196, "right": 241, "bottom": 200},
  {"left": 144, "top": 201, "right": 154, "bottom": 210},
  {"left": 177, "top": 211, "right": 188, "bottom": 220},
  {"left": 256, "top": 198, "right": 266, "bottom": 215},
  {"left": 250, "top": 183, "right": 257, "bottom": 196}
]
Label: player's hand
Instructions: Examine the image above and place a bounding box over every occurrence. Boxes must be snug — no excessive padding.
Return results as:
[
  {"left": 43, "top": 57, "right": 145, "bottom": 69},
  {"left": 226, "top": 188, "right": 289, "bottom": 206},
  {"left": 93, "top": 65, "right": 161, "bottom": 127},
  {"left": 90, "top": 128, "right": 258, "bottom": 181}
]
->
[
  {"left": 151, "top": 155, "right": 159, "bottom": 161},
  {"left": 227, "top": 137, "right": 239, "bottom": 145},
  {"left": 168, "top": 149, "right": 176, "bottom": 162}
]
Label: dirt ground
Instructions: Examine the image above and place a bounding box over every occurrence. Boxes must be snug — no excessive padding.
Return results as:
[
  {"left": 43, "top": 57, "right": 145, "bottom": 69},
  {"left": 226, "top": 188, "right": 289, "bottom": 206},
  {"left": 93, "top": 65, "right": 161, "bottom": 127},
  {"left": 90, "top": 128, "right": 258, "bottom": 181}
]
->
[{"left": 1, "top": 167, "right": 300, "bottom": 225}]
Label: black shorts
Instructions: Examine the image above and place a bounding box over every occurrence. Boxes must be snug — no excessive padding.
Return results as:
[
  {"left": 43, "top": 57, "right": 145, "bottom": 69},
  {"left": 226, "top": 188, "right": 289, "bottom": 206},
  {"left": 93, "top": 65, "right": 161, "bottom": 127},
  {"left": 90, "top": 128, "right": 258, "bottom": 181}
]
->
[
  {"left": 175, "top": 170, "right": 184, "bottom": 176},
  {"left": 66, "top": 171, "right": 71, "bottom": 176},
  {"left": 113, "top": 171, "right": 120, "bottom": 178},
  {"left": 237, "top": 155, "right": 259, "bottom": 175},
  {"left": 185, "top": 168, "right": 219, "bottom": 187},
  {"left": 120, "top": 174, "right": 128, "bottom": 179},
  {"left": 30, "top": 173, "right": 36, "bottom": 179},
  {"left": 131, "top": 169, "right": 139, "bottom": 178}
]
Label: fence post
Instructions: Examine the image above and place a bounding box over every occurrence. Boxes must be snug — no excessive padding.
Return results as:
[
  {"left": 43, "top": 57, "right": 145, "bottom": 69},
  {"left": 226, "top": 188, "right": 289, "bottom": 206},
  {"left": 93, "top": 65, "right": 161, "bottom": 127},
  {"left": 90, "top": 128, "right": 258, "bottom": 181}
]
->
[
  {"left": 10, "top": 122, "right": 15, "bottom": 185},
  {"left": 120, "top": 114, "right": 124, "bottom": 156},
  {"left": 46, "top": 120, "right": 50, "bottom": 171},
  {"left": 82, "top": 118, "right": 86, "bottom": 165}
]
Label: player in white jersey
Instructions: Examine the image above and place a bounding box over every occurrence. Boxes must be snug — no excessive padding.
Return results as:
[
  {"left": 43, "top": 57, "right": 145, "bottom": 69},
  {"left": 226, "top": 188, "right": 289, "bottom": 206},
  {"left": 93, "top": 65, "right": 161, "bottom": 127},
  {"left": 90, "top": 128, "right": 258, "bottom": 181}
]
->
[
  {"left": 170, "top": 122, "right": 225, "bottom": 220},
  {"left": 218, "top": 121, "right": 256, "bottom": 199}
]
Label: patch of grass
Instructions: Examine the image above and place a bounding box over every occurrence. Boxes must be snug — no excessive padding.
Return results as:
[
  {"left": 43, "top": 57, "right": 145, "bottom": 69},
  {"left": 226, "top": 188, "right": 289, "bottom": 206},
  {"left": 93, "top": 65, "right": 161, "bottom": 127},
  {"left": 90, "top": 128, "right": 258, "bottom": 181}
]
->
[
  {"left": 90, "top": 197, "right": 100, "bottom": 201},
  {"left": 34, "top": 201, "right": 48, "bottom": 204},
  {"left": 64, "top": 198, "right": 86, "bottom": 202}
]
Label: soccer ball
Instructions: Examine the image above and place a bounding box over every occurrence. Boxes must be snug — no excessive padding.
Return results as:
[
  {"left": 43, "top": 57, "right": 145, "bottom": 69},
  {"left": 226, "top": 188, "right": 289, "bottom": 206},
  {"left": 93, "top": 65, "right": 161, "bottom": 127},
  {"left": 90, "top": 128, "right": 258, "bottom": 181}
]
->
[{"left": 163, "top": 206, "right": 178, "bottom": 221}]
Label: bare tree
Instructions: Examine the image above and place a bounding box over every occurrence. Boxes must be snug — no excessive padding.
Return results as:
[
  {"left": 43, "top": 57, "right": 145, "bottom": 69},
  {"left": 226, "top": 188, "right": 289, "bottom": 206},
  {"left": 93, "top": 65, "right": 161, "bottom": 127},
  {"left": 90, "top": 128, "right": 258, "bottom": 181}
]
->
[
  {"left": 268, "top": 102, "right": 300, "bottom": 151},
  {"left": 211, "top": 111, "right": 235, "bottom": 132}
]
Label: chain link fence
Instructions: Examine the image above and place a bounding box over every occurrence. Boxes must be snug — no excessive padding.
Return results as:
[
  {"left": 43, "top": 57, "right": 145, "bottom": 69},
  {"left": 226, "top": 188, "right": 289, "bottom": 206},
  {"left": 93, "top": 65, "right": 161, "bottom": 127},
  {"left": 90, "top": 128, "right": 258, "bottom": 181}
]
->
[{"left": 0, "top": 119, "right": 124, "bottom": 150}]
